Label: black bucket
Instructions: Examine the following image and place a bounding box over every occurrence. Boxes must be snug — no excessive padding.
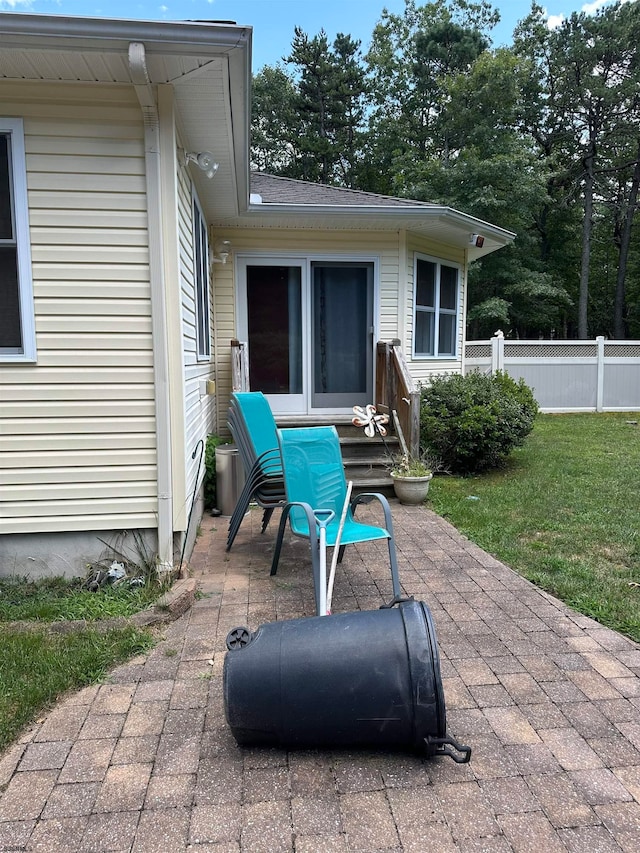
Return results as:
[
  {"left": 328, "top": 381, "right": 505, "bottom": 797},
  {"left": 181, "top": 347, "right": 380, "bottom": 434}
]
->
[{"left": 223, "top": 599, "right": 470, "bottom": 762}]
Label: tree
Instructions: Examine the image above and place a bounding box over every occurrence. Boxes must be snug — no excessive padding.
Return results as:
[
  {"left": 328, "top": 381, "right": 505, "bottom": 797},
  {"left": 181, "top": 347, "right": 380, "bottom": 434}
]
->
[
  {"left": 278, "top": 27, "right": 369, "bottom": 185},
  {"left": 364, "top": 0, "right": 498, "bottom": 193},
  {"left": 514, "top": 1, "right": 640, "bottom": 338},
  {"left": 613, "top": 140, "right": 640, "bottom": 337},
  {"left": 399, "top": 42, "right": 571, "bottom": 337},
  {"left": 251, "top": 65, "right": 299, "bottom": 174},
  {"left": 250, "top": 28, "right": 369, "bottom": 185}
]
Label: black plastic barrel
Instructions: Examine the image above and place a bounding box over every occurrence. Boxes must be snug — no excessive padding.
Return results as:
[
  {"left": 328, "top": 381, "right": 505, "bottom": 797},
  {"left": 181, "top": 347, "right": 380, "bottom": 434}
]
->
[{"left": 223, "top": 599, "right": 470, "bottom": 761}]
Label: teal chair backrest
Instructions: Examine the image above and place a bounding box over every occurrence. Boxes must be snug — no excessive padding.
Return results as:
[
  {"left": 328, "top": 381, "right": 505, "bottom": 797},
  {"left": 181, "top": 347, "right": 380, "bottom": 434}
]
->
[
  {"left": 232, "top": 392, "right": 280, "bottom": 462},
  {"left": 277, "top": 426, "right": 348, "bottom": 534}
]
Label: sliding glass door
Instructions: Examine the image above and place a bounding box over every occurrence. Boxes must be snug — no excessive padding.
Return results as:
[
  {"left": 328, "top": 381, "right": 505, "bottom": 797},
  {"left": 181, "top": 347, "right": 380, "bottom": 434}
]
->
[
  {"left": 243, "top": 260, "right": 304, "bottom": 413},
  {"left": 311, "top": 262, "right": 373, "bottom": 409},
  {"left": 237, "top": 257, "right": 375, "bottom": 415}
]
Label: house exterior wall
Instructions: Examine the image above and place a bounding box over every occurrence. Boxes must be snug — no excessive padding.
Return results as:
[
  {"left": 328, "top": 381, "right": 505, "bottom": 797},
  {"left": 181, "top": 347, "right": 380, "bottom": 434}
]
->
[
  {"left": 176, "top": 161, "right": 217, "bottom": 530},
  {"left": 210, "top": 227, "right": 467, "bottom": 432},
  {"left": 0, "top": 81, "right": 157, "bottom": 568}
]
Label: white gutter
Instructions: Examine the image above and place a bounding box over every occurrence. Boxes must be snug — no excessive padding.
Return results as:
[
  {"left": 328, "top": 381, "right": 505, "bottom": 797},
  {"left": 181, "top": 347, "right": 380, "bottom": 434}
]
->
[
  {"left": 246, "top": 202, "right": 516, "bottom": 243},
  {"left": 129, "top": 41, "right": 174, "bottom": 573},
  {"left": 1, "top": 13, "right": 251, "bottom": 52}
]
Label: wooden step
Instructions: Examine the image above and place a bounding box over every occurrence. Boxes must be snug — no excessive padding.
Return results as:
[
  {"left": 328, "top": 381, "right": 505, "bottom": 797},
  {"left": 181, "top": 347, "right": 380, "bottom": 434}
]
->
[
  {"left": 273, "top": 415, "right": 398, "bottom": 493},
  {"left": 339, "top": 437, "right": 397, "bottom": 462},
  {"left": 345, "top": 469, "right": 394, "bottom": 494},
  {"left": 275, "top": 416, "right": 394, "bottom": 439},
  {"left": 346, "top": 469, "right": 395, "bottom": 497},
  {"left": 275, "top": 414, "right": 354, "bottom": 428}
]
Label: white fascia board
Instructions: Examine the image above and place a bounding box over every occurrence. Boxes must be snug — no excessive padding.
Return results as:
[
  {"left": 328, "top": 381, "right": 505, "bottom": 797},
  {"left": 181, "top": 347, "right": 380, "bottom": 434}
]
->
[
  {"left": 0, "top": 12, "right": 252, "bottom": 56},
  {"left": 246, "top": 203, "right": 516, "bottom": 245}
]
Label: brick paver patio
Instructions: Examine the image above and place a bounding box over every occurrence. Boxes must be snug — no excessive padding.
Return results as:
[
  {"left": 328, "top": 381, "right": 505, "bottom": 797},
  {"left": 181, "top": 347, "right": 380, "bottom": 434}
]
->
[{"left": 1, "top": 503, "right": 639, "bottom": 852}]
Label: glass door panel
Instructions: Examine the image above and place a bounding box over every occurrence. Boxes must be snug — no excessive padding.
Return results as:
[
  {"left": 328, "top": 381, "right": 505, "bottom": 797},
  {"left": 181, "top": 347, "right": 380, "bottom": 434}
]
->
[
  {"left": 311, "top": 262, "right": 373, "bottom": 410},
  {"left": 245, "top": 264, "right": 305, "bottom": 413}
]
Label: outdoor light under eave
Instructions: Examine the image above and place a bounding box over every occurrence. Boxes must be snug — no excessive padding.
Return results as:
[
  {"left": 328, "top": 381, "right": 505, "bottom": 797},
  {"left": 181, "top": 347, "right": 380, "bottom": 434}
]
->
[
  {"left": 469, "top": 233, "right": 485, "bottom": 248},
  {"left": 182, "top": 150, "right": 219, "bottom": 179},
  {"left": 211, "top": 239, "right": 232, "bottom": 265}
]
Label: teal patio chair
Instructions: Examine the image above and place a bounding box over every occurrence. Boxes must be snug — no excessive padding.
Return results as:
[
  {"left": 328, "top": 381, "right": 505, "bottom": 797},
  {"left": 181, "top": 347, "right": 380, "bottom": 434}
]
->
[
  {"left": 226, "top": 392, "right": 285, "bottom": 551},
  {"left": 271, "top": 426, "right": 402, "bottom": 616}
]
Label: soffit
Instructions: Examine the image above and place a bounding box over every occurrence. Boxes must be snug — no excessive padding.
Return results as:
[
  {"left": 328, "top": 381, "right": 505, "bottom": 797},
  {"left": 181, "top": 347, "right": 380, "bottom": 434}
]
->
[
  {"left": 0, "top": 46, "right": 216, "bottom": 84},
  {"left": 0, "top": 15, "right": 252, "bottom": 220},
  {"left": 212, "top": 207, "right": 515, "bottom": 260}
]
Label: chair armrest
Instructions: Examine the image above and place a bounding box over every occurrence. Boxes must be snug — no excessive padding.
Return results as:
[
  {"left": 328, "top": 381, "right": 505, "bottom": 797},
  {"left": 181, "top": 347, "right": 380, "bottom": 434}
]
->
[{"left": 351, "top": 492, "right": 395, "bottom": 535}]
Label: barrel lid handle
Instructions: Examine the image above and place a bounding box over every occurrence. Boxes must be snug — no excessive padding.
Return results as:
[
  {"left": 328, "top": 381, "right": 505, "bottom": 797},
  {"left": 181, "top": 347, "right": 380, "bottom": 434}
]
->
[
  {"left": 379, "top": 595, "right": 415, "bottom": 609},
  {"left": 425, "top": 734, "right": 472, "bottom": 763}
]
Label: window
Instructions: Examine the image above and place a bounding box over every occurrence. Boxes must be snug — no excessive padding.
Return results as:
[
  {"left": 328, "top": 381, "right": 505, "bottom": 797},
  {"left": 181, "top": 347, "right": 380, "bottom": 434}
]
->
[
  {"left": 1, "top": 118, "right": 35, "bottom": 361},
  {"left": 413, "top": 255, "right": 460, "bottom": 358},
  {"left": 192, "top": 194, "right": 210, "bottom": 359}
]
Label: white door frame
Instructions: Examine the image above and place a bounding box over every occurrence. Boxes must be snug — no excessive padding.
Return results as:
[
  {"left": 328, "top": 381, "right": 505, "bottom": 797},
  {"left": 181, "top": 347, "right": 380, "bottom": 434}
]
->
[{"left": 236, "top": 252, "right": 380, "bottom": 416}]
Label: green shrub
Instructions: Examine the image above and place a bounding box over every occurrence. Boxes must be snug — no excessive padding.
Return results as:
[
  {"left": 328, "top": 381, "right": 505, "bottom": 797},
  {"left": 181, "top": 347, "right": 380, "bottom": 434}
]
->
[
  {"left": 204, "top": 434, "right": 224, "bottom": 510},
  {"left": 420, "top": 371, "right": 538, "bottom": 474}
]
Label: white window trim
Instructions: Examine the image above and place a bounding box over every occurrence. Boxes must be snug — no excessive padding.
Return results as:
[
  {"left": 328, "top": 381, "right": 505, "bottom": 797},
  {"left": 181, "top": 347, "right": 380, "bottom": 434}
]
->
[
  {"left": 1, "top": 118, "right": 36, "bottom": 363},
  {"left": 412, "top": 252, "right": 462, "bottom": 360},
  {"left": 192, "top": 190, "right": 211, "bottom": 361}
]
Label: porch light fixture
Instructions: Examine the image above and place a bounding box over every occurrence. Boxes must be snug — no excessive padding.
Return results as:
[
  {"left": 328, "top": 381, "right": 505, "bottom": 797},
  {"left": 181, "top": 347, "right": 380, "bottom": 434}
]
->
[
  {"left": 211, "top": 239, "right": 232, "bottom": 265},
  {"left": 180, "top": 149, "right": 219, "bottom": 179},
  {"left": 469, "top": 233, "right": 485, "bottom": 248}
]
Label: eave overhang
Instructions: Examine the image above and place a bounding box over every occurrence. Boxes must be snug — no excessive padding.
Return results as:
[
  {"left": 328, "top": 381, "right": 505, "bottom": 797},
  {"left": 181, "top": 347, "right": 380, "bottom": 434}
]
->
[
  {"left": 214, "top": 202, "right": 516, "bottom": 260},
  {"left": 0, "top": 12, "right": 252, "bottom": 219}
]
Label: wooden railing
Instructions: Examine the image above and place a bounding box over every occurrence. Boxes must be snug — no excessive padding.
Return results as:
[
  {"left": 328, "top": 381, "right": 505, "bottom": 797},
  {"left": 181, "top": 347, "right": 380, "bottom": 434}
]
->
[
  {"left": 231, "top": 339, "right": 249, "bottom": 392},
  {"left": 231, "top": 338, "right": 420, "bottom": 453},
  {"left": 375, "top": 341, "right": 421, "bottom": 458}
]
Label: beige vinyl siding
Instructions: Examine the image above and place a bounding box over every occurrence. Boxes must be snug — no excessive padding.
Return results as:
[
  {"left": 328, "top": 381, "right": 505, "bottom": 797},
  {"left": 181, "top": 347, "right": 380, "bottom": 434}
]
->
[
  {"left": 210, "top": 228, "right": 400, "bottom": 431},
  {"left": 0, "top": 81, "right": 157, "bottom": 535},
  {"left": 177, "top": 163, "right": 216, "bottom": 527}
]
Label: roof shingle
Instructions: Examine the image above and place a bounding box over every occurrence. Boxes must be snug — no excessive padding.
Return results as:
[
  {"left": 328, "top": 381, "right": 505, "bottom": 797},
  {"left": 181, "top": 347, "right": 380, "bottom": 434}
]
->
[{"left": 250, "top": 172, "right": 435, "bottom": 208}]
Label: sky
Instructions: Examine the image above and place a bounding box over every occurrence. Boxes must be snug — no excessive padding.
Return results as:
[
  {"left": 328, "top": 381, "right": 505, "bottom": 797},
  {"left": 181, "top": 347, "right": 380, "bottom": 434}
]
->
[{"left": 0, "top": 0, "right": 623, "bottom": 70}]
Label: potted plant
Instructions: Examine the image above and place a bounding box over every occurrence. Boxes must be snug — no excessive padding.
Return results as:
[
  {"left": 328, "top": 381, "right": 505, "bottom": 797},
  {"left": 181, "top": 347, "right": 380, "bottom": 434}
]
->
[
  {"left": 389, "top": 453, "right": 433, "bottom": 505},
  {"left": 350, "top": 402, "right": 440, "bottom": 505}
]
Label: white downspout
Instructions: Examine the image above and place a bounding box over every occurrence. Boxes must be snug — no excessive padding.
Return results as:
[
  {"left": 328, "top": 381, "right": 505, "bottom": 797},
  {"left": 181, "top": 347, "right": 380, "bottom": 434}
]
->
[{"left": 129, "top": 41, "right": 174, "bottom": 572}]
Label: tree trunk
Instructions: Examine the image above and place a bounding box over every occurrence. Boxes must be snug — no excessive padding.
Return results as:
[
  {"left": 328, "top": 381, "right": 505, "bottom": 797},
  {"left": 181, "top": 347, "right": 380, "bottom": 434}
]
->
[
  {"left": 578, "top": 155, "right": 595, "bottom": 339},
  {"left": 614, "top": 140, "right": 640, "bottom": 339}
]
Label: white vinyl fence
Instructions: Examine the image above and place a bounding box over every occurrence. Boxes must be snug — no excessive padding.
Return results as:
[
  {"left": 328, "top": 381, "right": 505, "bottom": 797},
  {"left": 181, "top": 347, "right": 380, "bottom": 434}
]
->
[{"left": 464, "top": 335, "right": 640, "bottom": 412}]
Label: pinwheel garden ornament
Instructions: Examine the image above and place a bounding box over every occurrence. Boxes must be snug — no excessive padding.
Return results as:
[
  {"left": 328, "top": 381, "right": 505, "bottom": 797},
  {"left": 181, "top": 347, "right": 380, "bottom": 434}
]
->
[{"left": 352, "top": 404, "right": 389, "bottom": 438}]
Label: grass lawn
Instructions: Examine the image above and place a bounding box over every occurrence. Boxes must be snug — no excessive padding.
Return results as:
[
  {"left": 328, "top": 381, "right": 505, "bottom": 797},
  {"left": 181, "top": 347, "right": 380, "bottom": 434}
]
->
[
  {"left": 429, "top": 412, "right": 640, "bottom": 644},
  {"left": 0, "top": 625, "right": 154, "bottom": 753},
  {"left": 0, "top": 576, "right": 161, "bottom": 752},
  {"left": 0, "top": 575, "right": 165, "bottom": 622}
]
